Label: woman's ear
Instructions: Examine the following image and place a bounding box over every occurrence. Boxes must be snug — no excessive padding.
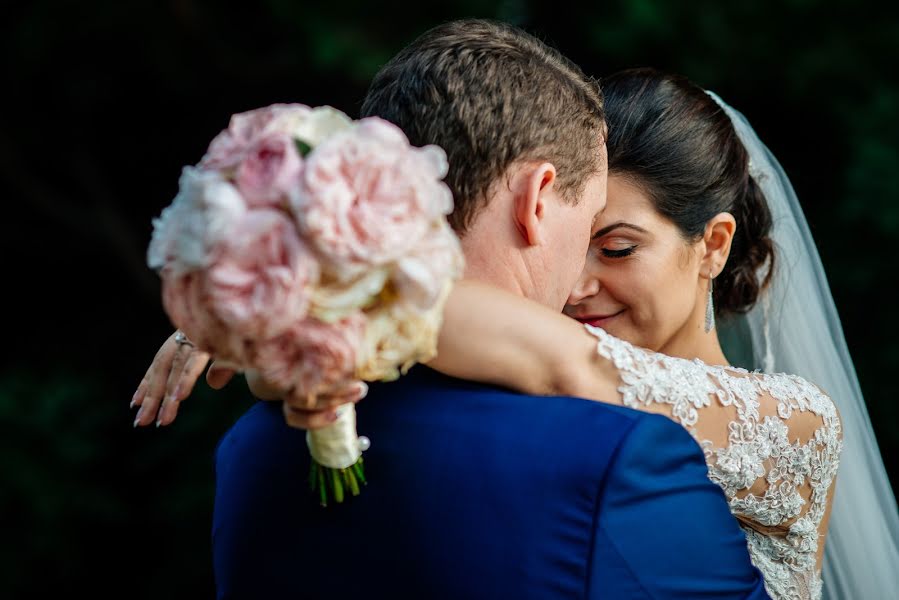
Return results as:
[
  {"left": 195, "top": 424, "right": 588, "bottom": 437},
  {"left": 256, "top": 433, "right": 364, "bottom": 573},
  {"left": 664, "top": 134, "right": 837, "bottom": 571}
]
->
[
  {"left": 513, "top": 162, "right": 556, "bottom": 247},
  {"left": 702, "top": 212, "right": 736, "bottom": 277}
]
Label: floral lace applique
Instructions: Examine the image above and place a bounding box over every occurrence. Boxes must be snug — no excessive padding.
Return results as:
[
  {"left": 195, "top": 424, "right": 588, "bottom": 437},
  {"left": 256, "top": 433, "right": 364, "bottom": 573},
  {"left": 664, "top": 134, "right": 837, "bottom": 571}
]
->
[{"left": 585, "top": 325, "right": 842, "bottom": 600}]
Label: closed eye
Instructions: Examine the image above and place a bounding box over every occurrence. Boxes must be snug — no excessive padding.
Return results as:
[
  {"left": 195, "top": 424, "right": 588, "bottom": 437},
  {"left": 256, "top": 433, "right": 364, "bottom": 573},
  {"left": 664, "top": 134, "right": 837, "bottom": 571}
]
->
[{"left": 601, "top": 246, "right": 637, "bottom": 258}]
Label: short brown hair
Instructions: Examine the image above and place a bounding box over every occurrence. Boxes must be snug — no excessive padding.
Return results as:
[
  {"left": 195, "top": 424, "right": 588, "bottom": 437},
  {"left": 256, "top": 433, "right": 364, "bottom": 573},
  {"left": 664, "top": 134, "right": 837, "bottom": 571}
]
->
[{"left": 361, "top": 19, "right": 605, "bottom": 234}]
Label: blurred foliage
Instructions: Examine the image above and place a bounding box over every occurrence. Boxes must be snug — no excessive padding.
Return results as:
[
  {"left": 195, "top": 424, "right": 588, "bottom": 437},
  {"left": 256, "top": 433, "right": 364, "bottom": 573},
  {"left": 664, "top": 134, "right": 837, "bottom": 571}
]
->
[
  {"left": 0, "top": 370, "right": 252, "bottom": 599},
  {"left": 2, "top": 0, "right": 897, "bottom": 597}
]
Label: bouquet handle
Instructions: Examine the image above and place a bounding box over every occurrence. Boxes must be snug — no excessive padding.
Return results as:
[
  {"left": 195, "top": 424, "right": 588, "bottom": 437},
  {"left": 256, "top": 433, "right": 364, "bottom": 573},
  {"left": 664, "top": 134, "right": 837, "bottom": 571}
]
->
[{"left": 306, "top": 403, "right": 370, "bottom": 506}]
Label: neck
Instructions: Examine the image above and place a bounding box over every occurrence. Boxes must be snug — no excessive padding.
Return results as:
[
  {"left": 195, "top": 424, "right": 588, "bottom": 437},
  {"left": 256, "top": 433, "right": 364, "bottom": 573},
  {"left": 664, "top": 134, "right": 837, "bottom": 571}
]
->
[
  {"left": 458, "top": 204, "right": 535, "bottom": 301},
  {"left": 660, "top": 327, "right": 730, "bottom": 367},
  {"left": 658, "top": 288, "right": 730, "bottom": 366},
  {"left": 461, "top": 241, "right": 527, "bottom": 297}
]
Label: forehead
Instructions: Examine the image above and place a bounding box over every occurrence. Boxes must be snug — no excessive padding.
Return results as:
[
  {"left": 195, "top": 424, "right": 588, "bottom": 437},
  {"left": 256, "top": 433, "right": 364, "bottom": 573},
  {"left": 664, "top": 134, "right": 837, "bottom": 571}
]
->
[{"left": 600, "top": 174, "right": 659, "bottom": 224}]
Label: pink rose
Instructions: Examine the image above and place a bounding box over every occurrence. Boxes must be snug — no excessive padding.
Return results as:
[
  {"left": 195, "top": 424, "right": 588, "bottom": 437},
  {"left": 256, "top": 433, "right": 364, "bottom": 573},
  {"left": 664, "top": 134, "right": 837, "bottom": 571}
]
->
[
  {"left": 393, "top": 221, "right": 465, "bottom": 310},
  {"left": 235, "top": 132, "right": 303, "bottom": 208},
  {"left": 251, "top": 314, "right": 365, "bottom": 393},
  {"left": 206, "top": 209, "right": 319, "bottom": 340},
  {"left": 294, "top": 117, "right": 453, "bottom": 277},
  {"left": 201, "top": 104, "right": 312, "bottom": 170},
  {"left": 160, "top": 270, "right": 249, "bottom": 363}
]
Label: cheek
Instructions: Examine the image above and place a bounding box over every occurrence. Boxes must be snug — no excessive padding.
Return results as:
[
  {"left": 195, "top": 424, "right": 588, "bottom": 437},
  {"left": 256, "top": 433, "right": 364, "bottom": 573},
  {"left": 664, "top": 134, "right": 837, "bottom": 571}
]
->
[
  {"left": 598, "top": 261, "right": 689, "bottom": 335},
  {"left": 631, "top": 262, "right": 697, "bottom": 334},
  {"left": 606, "top": 267, "right": 648, "bottom": 314},
  {"left": 579, "top": 258, "right": 642, "bottom": 311}
]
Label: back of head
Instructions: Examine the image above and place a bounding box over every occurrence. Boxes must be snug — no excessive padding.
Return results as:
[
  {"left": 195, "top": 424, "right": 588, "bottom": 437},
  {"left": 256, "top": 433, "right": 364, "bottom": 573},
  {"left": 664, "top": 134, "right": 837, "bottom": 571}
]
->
[
  {"left": 361, "top": 19, "right": 606, "bottom": 233},
  {"left": 602, "top": 68, "right": 775, "bottom": 317}
]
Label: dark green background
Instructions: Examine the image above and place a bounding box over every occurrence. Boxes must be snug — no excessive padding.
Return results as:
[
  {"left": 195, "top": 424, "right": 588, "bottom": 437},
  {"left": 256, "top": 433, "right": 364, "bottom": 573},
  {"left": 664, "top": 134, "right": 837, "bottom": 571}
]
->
[{"left": 3, "top": 1, "right": 897, "bottom": 597}]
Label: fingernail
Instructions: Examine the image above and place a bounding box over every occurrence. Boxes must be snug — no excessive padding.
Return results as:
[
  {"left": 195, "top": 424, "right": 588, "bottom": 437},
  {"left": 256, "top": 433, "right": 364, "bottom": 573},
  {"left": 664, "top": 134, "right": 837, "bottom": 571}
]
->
[
  {"left": 129, "top": 399, "right": 137, "bottom": 409},
  {"left": 156, "top": 419, "right": 163, "bottom": 428},
  {"left": 357, "top": 382, "right": 369, "bottom": 399},
  {"left": 171, "top": 386, "right": 181, "bottom": 402},
  {"left": 133, "top": 416, "right": 141, "bottom": 428},
  {"left": 130, "top": 387, "right": 142, "bottom": 408}
]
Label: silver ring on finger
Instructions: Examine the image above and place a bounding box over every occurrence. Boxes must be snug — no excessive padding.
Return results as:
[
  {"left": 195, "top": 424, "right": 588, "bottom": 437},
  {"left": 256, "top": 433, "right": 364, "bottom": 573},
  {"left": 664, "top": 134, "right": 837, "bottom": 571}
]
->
[{"left": 174, "top": 331, "right": 195, "bottom": 348}]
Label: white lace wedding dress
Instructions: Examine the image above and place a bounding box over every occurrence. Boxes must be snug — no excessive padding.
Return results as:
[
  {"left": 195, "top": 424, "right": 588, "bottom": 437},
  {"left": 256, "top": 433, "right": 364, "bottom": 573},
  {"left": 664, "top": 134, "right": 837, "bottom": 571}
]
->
[{"left": 584, "top": 325, "right": 842, "bottom": 600}]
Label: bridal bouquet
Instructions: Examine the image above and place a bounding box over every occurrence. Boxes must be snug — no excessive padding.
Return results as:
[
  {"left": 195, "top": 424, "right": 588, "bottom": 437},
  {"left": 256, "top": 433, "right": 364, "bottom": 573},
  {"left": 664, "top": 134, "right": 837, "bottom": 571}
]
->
[{"left": 147, "top": 104, "right": 463, "bottom": 505}]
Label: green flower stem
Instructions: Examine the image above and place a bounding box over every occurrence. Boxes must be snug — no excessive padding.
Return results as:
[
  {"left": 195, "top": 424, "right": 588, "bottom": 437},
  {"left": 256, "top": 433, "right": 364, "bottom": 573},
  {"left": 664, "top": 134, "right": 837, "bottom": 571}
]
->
[
  {"left": 317, "top": 464, "right": 327, "bottom": 507},
  {"left": 309, "top": 458, "right": 367, "bottom": 507},
  {"left": 309, "top": 461, "right": 318, "bottom": 490},
  {"left": 352, "top": 462, "right": 366, "bottom": 485},
  {"left": 331, "top": 469, "right": 344, "bottom": 504},
  {"left": 346, "top": 468, "right": 361, "bottom": 497}
]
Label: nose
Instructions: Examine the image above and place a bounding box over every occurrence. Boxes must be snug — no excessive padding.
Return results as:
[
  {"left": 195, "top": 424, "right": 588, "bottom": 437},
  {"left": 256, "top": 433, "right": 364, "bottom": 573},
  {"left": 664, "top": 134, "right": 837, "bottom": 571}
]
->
[{"left": 567, "top": 268, "right": 600, "bottom": 305}]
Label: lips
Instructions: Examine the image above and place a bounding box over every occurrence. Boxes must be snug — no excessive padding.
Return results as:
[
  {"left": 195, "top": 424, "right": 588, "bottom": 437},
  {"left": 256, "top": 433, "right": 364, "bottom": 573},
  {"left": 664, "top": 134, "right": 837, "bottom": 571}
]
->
[{"left": 572, "top": 310, "right": 625, "bottom": 328}]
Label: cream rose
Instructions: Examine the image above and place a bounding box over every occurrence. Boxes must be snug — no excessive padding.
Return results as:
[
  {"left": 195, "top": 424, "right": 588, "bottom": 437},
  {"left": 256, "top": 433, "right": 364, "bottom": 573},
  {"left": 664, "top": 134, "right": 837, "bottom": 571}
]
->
[
  {"left": 269, "top": 105, "right": 353, "bottom": 147},
  {"left": 147, "top": 167, "right": 246, "bottom": 276},
  {"left": 393, "top": 220, "right": 465, "bottom": 310},
  {"left": 356, "top": 286, "right": 451, "bottom": 382}
]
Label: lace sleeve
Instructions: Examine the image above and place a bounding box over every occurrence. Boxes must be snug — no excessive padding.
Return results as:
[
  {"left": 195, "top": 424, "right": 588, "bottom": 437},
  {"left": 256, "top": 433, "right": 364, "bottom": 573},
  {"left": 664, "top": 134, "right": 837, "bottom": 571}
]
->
[{"left": 584, "top": 325, "right": 842, "bottom": 600}]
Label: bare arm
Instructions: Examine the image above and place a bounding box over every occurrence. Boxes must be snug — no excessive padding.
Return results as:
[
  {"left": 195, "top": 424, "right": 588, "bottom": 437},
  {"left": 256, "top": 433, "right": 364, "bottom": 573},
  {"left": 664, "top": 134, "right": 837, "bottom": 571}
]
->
[
  {"left": 427, "top": 280, "right": 621, "bottom": 402},
  {"left": 132, "top": 280, "right": 623, "bottom": 429}
]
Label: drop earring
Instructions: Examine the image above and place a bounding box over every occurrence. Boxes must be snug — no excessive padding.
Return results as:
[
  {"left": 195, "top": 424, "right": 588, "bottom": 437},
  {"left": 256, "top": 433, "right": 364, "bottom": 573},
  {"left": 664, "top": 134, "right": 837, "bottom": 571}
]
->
[{"left": 705, "top": 272, "right": 716, "bottom": 333}]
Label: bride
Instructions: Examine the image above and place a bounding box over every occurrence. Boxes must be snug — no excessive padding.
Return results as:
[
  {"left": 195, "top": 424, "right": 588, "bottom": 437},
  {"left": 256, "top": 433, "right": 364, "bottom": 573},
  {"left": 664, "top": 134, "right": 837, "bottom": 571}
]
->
[
  {"left": 427, "top": 68, "right": 842, "bottom": 600},
  {"left": 133, "top": 69, "right": 897, "bottom": 599}
]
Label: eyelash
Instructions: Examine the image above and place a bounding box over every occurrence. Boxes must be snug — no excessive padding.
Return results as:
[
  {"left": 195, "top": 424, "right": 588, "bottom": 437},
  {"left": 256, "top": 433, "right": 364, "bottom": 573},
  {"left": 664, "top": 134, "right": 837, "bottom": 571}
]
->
[{"left": 600, "top": 245, "right": 637, "bottom": 259}]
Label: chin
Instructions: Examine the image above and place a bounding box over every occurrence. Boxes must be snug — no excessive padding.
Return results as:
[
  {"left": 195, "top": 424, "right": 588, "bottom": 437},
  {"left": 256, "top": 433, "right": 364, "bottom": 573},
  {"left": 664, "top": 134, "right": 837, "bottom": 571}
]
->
[{"left": 599, "top": 320, "right": 639, "bottom": 346}]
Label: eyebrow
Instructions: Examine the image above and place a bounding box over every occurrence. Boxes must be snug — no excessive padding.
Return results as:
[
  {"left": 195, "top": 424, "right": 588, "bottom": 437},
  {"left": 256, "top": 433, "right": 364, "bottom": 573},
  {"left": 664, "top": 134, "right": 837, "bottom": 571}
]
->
[{"left": 592, "top": 221, "right": 649, "bottom": 239}]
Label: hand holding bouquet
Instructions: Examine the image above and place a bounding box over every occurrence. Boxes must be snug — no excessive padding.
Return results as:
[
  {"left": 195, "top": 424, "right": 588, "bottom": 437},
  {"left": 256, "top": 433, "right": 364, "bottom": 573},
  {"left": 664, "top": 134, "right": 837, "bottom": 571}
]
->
[{"left": 147, "top": 104, "right": 463, "bottom": 505}]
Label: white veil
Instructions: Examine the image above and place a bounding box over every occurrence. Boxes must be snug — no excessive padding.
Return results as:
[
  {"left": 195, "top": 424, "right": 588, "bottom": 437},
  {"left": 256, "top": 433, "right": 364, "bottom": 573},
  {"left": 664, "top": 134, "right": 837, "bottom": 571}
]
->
[{"left": 709, "top": 91, "right": 899, "bottom": 599}]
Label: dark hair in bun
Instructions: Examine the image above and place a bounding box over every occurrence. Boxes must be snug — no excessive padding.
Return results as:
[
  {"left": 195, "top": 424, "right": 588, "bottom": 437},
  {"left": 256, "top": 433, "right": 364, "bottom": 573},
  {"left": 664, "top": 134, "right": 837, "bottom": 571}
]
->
[{"left": 603, "top": 68, "right": 774, "bottom": 316}]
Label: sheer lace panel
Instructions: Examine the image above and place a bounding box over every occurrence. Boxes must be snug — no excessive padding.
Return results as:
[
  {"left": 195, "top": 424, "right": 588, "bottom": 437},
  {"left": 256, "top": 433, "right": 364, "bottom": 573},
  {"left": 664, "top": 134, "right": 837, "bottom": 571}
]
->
[{"left": 585, "top": 325, "right": 842, "bottom": 600}]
